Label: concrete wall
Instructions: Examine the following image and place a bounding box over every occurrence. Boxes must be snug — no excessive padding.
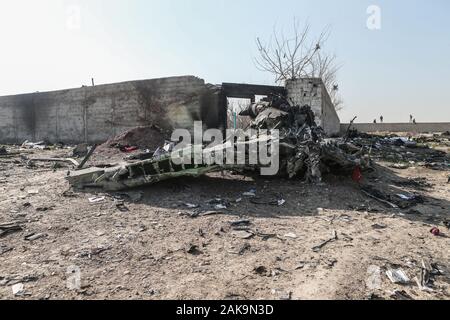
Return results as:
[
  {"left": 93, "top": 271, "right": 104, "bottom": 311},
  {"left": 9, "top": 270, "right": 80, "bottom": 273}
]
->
[
  {"left": 340, "top": 123, "right": 450, "bottom": 134},
  {"left": 286, "top": 78, "right": 340, "bottom": 136},
  {"left": 0, "top": 76, "right": 224, "bottom": 144}
]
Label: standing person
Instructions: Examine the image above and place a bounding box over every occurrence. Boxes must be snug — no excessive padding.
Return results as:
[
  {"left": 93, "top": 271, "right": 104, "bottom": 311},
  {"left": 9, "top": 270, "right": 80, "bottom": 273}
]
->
[
  {"left": 380, "top": 116, "right": 384, "bottom": 123},
  {"left": 410, "top": 115, "right": 413, "bottom": 123}
]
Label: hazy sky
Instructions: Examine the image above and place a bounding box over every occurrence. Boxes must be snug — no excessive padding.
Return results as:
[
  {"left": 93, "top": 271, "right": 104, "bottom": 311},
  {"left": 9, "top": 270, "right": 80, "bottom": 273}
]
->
[{"left": 0, "top": 0, "right": 449, "bottom": 123}]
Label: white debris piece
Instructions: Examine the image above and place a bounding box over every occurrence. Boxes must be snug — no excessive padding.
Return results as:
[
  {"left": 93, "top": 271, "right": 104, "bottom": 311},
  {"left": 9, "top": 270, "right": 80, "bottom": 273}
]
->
[
  {"left": 397, "top": 194, "right": 414, "bottom": 200},
  {"left": 89, "top": 196, "right": 106, "bottom": 204},
  {"left": 12, "top": 283, "right": 24, "bottom": 296},
  {"left": 386, "top": 269, "right": 410, "bottom": 284}
]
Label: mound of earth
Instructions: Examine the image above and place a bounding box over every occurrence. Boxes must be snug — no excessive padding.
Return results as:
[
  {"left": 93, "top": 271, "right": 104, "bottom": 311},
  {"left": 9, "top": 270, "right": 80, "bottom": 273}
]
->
[{"left": 93, "top": 126, "right": 168, "bottom": 164}]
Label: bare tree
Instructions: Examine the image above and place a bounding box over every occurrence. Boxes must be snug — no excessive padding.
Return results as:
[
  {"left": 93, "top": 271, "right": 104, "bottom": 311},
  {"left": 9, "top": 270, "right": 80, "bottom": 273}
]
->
[{"left": 255, "top": 19, "right": 343, "bottom": 111}]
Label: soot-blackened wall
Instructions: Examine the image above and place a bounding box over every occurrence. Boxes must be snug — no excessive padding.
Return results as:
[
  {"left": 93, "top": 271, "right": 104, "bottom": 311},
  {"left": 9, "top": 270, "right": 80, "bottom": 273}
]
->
[{"left": 0, "top": 76, "right": 224, "bottom": 144}]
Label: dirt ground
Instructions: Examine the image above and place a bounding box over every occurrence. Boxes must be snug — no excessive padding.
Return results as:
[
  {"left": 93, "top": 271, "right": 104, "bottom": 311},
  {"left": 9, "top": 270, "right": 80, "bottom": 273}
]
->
[{"left": 0, "top": 143, "right": 449, "bottom": 300}]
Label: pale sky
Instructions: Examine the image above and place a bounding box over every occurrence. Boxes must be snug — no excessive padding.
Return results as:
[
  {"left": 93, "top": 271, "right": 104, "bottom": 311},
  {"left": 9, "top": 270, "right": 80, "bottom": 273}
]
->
[{"left": 0, "top": 0, "right": 449, "bottom": 123}]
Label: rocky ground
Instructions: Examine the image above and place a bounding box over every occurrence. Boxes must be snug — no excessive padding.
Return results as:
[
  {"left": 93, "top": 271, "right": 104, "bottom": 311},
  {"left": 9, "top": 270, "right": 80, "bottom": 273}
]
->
[{"left": 0, "top": 140, "right": 449, "bottom": 300}]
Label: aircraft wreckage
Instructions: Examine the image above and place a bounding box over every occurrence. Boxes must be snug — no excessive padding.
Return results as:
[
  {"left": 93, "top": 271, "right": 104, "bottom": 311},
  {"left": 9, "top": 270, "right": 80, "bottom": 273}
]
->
[{"left": 67, "top": 94, "right": 371, "bottom": 191}]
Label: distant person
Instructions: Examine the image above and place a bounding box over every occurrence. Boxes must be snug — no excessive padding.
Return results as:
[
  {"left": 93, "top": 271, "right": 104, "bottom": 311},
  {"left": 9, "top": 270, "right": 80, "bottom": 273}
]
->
[
  {"left": 410, "top": 115, "right": 413, "bottom": 123},
  {"left": 380, "top": 116, "right": 384, "bottom": 123},
  {"left": 373, "top": 119, "right": 377, "bottom": 124},
  {"left": 413, "top": 119, "right": 417, "bottom": 124}
]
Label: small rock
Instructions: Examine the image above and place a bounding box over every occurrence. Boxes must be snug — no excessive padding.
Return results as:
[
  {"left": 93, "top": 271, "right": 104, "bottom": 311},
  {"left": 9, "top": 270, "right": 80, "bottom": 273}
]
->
[
  {"left": 230, "top": 219, "right": 251, "bottom": 227},
  {"left": 186, "top": 244, "right": 202, "bottom": 255},
  {"left": 231, "top": 230, "right": 254, "bottom": 240},
  {"left": 254, "top": 266, "right": 268, "bottom": 275},
  {"left": 24, "top": 233, "right": 48, "bottom": 241},
  {"left": 372, "top": 223, "right": 387, "bottom": 230},
  {"left": 391, "top": 290, "right": 414, "bottom": 300}
]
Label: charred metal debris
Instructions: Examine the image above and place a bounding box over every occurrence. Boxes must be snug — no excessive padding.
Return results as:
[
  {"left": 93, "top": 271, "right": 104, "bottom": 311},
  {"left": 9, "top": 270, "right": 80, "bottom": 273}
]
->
[{"left": 66, "top": 94, "right": 371, "bottom": 191}]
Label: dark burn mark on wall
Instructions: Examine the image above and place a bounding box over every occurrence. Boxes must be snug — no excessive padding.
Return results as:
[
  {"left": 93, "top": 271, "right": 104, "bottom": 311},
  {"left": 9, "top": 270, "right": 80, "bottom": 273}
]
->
[
  {"left": 200, "top": 85, "right": 223, "bottom": 130},
  {"left": 12, "top": 92, "right": 59, "bottom": 141},
  {"left": 15, "top": 94, "right": 36, "bottom": 140},
  {"left": 33, "top": 93, "right": 56, "bottom": 140},
  {"left": 133, "top": 81, "right": 224, "bottom": 132},
  {"left": 133, "top": 81, "right": 164, "bottom": 127},
  {"left": 85, "top": 96, "right": 97, "bottom": 106}
]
